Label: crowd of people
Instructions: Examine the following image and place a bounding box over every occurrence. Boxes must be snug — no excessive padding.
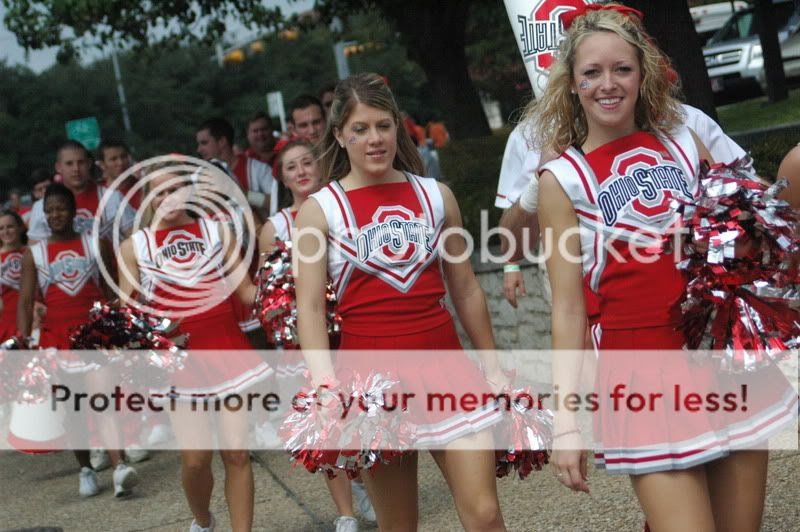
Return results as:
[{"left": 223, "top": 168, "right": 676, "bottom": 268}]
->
[{"left": 0, "top": 3, "right": 798, "bottom": 532}]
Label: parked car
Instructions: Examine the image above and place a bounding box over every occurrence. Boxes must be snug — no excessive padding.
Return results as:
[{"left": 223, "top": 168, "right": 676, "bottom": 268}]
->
[
  {"left": 703, "top": 0, "right": 800, "bottom": 94},
  {"left": 692, "top": 1, "right": 749, "bottom": 45}
]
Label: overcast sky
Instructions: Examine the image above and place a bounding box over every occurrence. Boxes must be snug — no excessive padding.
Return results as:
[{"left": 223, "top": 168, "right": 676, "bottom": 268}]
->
[{"left": 0, "top": 0, "right": 315, "bottom": 72}]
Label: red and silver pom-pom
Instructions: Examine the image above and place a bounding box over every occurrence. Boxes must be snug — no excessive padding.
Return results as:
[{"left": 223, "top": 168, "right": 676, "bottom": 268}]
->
[
  {"left": 0, "top": 336, "right": 58, "bottom": 404},
  {"left": 678, "top": 158, "right": 800, "bottom": 372},
  {"left": 495, "top": 386, "right": 553, "bottom": 479},
  {"left": 279, "top": 372, "right": 415, "bottom": 479},
  {"left": 68, "top": 302, "right": 188, "bottom": 383},
  {"left": 255, "top": 240, "right": 342, "bottom": 348}
]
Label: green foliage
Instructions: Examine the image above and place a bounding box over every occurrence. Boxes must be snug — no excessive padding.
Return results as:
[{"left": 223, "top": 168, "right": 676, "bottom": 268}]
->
[
  {"left": 439, "top": 128, "right": 512, "bottom": 238},
  {"left": 746, "top": 132, "right": 798, "bottom": 181},
  {"left": 717, "top": 87, "right": 800, "bottom": 132}
]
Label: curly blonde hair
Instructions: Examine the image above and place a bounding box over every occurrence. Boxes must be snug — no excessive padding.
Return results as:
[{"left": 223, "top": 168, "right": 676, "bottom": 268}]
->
[{"left": 523, "top": 4, "right": 684, "bottom": 154}]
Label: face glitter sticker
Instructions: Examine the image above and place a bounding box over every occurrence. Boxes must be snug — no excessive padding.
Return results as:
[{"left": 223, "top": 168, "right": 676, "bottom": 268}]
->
[
  {"left": 348, "top": 136, "right": 358, "bottom": 145},
  {"left": 579, "top": 79, "right": 590, "bottom": 91}
]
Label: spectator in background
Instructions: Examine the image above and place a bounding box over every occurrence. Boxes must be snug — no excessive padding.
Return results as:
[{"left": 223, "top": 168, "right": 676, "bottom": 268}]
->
[
  {"left": 196, "top": 117, "right": 278, "bottom": 215},
  {"left": 401, "top": 112, "right": 426, "bottom": 146},
  {"left": 245, "top": 111, "right": 277, "bottom": 167},
  {"left": 97, "top": 139, "right": 139, "bottom": 208},
  {"left": 318, "top": 81, "right": 337, "bottom": 118},
  {"left": 287, "top": 94, "right": 326, "bottom": 145},
  {"left": 6, "top": 188, "right": 24, "bottom": 213},
  {"left": 27, "top": 140, "right": 135, "bottom": 242},
  {"left": 426, "top": 117, "right": 450, "bottom": 149},
  {"left": 418, "top": 139, "right": 443, "bottom": 181}
]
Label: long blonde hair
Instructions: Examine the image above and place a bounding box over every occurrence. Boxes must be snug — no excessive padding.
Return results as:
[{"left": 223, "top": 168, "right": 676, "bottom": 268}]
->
[
  {"left": 523, "top": 4, "right": 684, "bottom": 154},
  {"left": 319, "top": 73, "right": 424, "bottom": 181}
]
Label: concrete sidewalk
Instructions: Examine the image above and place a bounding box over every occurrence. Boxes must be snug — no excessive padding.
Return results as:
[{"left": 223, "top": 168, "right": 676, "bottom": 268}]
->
[{"left": 0, "top": 449, "right": 797, "bottom": 531}]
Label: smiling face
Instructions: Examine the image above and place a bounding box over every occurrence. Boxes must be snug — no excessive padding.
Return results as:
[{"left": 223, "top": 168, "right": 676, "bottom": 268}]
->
[
  {"left": 572, "top": 31, "right": 641, "bottom": 137},
  {"left": 0, "top": 214, "right": 22, "bottom": 247},
  {"left": 44, "top": 194, "right": 75, "bottom": 234},
  {"left": 335, "top": 102, "right": 398, "bottom": 179},
  {"left": 279, "top": 145, "right": 322, "bottom": 200},
  {"left": 148, "top": 172, "right": 192, "bottom": 225}
]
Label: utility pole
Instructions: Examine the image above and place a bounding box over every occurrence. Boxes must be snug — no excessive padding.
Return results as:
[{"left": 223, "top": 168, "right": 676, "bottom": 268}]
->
[
  {"left": 110, "top": 46, "right": 133, "bottom": 133},
  {"left": 333, "top": 40, "right": 357, "bottom": 80}
]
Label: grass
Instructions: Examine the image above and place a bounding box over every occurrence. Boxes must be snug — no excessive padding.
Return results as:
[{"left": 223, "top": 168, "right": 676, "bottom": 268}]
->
[{"left": 717, "top": 86, "right": 800, "bottom": 132}]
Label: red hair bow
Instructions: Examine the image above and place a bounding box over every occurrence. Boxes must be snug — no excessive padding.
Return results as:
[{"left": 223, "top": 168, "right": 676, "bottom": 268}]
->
[{"left": 560, "top": 4, "right": 644, "bottom": 31}]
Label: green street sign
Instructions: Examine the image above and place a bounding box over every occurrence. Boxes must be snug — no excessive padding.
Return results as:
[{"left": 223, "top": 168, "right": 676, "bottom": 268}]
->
[{"left": 65, "top": 117, "right": 101, "bottom": 150}]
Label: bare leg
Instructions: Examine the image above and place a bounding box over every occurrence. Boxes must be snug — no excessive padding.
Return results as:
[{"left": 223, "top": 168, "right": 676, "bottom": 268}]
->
[
  {"left": 360, "top": 452, "right": 419, "bottom": 531},
  {"left": 325, "top": 473, "right": 355, "bottom": 517},
  {"left": 84, "top": 367, "right": 124, "bottom": 466},
  {"left": 180, "top": 450, "right": 214, "bottom": 527},
  {"left": 219, "top": 401, "right": 255, "bottom": 532},
  {"left": 706, "top": 450, "right": 768, "bottom": 532},
  {"left": 430, "top": 431, "right": 505, "bottom": 532},
  {"left": 630, "top": 468, "right": 715, "bottom": 532},
  {"left": 170, "top": 402, "right": 214, "bottom": 527}
]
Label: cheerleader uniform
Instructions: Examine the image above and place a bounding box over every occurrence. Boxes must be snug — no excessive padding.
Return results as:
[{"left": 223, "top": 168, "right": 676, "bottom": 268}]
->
[
  {"left": 0, "top": 249, "right": 24, "bottom": 340},
  {"left": 131, "top": 218, "right": 272, "bottom": 400},
  {"left": 267, "top": 208, "right": 307, "bottom": 378},
  {"left": 31, "top": 235, "right": 103, "bottom": 372},
  {"left": 542, "top": 127, "right": 797, "bottom": 475},
  {"left": 309, "top": 174, "right": 501, "bottom": 446}
]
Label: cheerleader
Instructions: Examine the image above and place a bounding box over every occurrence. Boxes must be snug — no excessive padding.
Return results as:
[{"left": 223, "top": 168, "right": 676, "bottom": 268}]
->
[
  {"left": 17, "top": 183, "right": 138, "bottom": 498},
  {"left": 117, "top": 159, "right": 272, "bottom": 532},
  {"left": 295, "top": 73, "right": 508, "bottom": 531},
  {"left": 531, "top": 5, "right": 796, "bottom": 531},
  {"left": 0, "top": 210, "right": 26, "bottom": 340},
  {"left": 258, "top": 138, "right": 377, "bottom": 529}
]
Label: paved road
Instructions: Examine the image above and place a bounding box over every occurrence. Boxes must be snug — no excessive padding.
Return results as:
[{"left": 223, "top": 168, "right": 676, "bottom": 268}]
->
[{"left": 1, "top": 448, "right": 798, "bottom": 531}]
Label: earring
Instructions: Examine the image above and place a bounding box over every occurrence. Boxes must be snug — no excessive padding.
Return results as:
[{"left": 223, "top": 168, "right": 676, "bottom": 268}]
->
[{"left": 339, "top": 142, "right": 345, "bottom": 148}]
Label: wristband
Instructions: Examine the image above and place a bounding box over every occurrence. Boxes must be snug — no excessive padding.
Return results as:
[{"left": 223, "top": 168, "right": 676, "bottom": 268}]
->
[
  {"left": 247, "top": 191, "right": 267, "bottom": 208},
  {"left": 503, "top": 264, "right": 521, "bottom": 273}
]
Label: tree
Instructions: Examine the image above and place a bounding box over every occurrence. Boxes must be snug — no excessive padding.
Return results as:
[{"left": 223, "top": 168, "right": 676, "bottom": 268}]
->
[
  {"left": 3, "top": 0, "right": 491, "bottom": 138},
  {"left": 622, "top": 0, "right": 718, "bottom": 120}
]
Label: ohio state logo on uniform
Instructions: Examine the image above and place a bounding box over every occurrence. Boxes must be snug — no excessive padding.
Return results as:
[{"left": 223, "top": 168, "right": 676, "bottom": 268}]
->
[
  {"left": 355, "top": 206, "right": 433, "bottom": 264},
  {"left": 1, "top": 252, "right": 23, "bottom": 288},
  {"left": 155, "top": 230, "right": 207, "bottom": 267},
  {"left": 74, "top": 208, "right": 95, "bottom": 235},
  {"left": 50, "top": 250, "right": 92, "bottom": 295},
  {"left": 598, "top": 148, "right": 692, "bottom": 226}
]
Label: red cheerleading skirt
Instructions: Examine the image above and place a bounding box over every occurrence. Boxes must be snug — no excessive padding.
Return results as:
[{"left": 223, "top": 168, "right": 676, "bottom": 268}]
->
[
  {"left": 336, "top": 319, "right": 502, "bottom": 446},
  {"left": 160, "top": 311, "right": 273, "bottom": 400},
  {"left": 594, "top": 325, "right": 797, "bottom": 475}
]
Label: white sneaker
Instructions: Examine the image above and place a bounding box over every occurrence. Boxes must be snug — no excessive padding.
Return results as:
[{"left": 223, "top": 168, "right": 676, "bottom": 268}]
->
[
  {"left": 333, "top": 516, "right": 359, "bottom": 532},
  {"left": 90, "top": 448, "right": 111, "bottom": 471},
  {"left": 147, "top": 423, "right": 172, "bottom": 446},
  {"left": 113, "top": 463, "right": 139, "bottom": 497},
  {"left": 351, "top": 480, "right": 377, "bottom": 523},
  {"left": 189, "top": 512, "right": 216, "bottom": 532},
  {"left": 125, "top": 445, "right": 150, "bottom": 463},
  {"left": 79, "top": 467, "right": 99, "bottom": 497},
  {"left": 255, "top": 421, "right": 282, "bottom": 449}
]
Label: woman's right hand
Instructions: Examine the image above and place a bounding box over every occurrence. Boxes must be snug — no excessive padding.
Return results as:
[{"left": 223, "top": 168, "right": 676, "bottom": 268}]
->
[
  {"left": 503, "top": 270, "right": 526, "bottom": 308},
  {"left": 551, "top": 431, "right": 590, "bottom": 493}
]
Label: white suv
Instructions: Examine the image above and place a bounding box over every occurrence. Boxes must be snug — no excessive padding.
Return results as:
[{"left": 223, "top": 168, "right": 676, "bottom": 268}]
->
[{"left": 703, "top": 0, "right": 800, "bottom": 94}]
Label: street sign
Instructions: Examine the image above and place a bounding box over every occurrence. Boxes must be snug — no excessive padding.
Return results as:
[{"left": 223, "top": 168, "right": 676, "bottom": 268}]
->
[
  {"left": 65, "top": 117, "right": 101, "bottom": 150},
  {"left": 266, "top": 91, "right": 286, "bottom": 132}
]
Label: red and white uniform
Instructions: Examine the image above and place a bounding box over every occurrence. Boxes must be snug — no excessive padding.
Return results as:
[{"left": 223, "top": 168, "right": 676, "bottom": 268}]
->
[
  {"left": 0, "top": 249, "right": 24, "bottom": 340},
  {"left": 310, "top": 174, "right": 501, "bottom": 445},
  {"left": 543, "top": 127, "right": 796, "bottom": 474},
  {"left": 264, "top": 208, "right": 307, "bottom": 378},
  {"left": 32, "top": 235, "right": 103, "bottom": 371},
  {"left": 232, "top": 155, "right": 279, "bottom": 215},
  {"left": 131, "top": 219, "right": 272, "bottom": 399},
  {"left": 27, "top": 185, "right": 135, "bottom": 242},
  {"left": 229, "top": 156, "right": 278, "bottom": 333}
]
